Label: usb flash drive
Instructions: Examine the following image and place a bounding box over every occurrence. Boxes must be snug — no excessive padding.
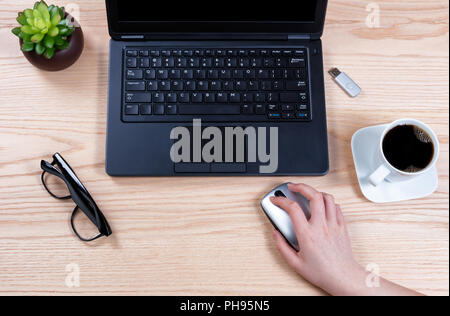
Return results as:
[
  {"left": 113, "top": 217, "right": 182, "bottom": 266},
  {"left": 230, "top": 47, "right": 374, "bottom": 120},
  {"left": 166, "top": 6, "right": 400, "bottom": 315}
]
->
[{"left": 329, "top": 68, "right": 362, "bottom": 98}]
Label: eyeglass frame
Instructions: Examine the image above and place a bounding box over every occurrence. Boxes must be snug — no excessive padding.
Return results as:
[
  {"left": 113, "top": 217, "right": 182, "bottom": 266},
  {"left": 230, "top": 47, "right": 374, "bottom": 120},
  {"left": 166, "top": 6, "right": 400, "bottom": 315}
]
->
[{"left": 41, "top": 153, "right": 112, "bottom": 242}]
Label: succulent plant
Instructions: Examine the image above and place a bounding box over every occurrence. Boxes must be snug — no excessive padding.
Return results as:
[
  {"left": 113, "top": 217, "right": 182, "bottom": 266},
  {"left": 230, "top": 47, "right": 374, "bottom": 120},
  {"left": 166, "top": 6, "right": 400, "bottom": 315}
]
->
[{"left": 11, "top": 1, "right": 75, "bottom": 59}]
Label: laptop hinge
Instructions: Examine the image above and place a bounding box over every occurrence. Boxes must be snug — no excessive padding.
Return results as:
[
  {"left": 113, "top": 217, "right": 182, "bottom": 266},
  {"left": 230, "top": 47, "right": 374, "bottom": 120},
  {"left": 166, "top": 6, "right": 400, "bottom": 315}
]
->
[{"left": 288, "top": 34, "right": 311, "bottom": 40}]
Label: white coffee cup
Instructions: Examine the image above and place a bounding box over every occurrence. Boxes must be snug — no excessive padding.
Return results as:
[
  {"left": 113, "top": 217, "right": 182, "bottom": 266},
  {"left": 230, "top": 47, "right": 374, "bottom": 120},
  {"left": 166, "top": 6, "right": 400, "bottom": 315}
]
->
[{"left": 369, "top": 119, "right": 440, "bottom": 187}]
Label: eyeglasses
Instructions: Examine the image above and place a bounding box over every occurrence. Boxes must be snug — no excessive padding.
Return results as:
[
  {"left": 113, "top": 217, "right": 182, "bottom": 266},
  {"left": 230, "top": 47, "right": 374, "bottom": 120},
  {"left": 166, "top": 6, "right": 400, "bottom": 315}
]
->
[{"left": 41, "top": 153, "right": 112, "bottom": 242}]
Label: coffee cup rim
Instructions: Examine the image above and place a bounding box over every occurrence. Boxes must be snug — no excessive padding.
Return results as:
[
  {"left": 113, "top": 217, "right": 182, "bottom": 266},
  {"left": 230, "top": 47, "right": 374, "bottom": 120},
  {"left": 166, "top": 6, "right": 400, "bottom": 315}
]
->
[{"left": 378, "top": 118, "right": 440, "bottom": 176}]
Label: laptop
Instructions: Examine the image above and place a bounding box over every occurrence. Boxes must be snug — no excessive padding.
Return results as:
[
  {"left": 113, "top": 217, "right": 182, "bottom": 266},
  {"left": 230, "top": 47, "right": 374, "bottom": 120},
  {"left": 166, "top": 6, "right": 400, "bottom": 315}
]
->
[{"left": 105, "top": 0, "right": 329, "bottom": 176}]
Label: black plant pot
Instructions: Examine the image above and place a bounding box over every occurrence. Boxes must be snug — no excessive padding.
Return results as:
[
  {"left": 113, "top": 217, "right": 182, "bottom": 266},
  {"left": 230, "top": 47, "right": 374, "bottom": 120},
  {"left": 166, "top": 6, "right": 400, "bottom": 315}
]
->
[{"left": 19, "top": 21, "right": 84, "bottom": 72}]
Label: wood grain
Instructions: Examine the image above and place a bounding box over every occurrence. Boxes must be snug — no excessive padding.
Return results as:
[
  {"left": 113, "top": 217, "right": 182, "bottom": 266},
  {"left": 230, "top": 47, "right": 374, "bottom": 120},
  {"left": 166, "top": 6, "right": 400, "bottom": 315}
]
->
[{"left": 0, "top": 0, "right": 448, "bottom": 296}]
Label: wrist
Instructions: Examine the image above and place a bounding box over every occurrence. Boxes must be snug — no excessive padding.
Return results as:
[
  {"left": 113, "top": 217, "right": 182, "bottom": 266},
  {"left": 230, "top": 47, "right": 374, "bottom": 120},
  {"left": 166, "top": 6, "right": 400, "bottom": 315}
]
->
[{"left": 322, "top": 262, "right": 370, "bottom": 296}]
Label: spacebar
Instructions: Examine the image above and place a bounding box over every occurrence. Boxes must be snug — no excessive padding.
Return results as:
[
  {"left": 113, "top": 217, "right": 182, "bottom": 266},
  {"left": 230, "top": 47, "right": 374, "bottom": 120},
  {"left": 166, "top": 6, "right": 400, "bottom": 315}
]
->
[{"left": 178, "top": 105, "right": 240, "bottom": 115}]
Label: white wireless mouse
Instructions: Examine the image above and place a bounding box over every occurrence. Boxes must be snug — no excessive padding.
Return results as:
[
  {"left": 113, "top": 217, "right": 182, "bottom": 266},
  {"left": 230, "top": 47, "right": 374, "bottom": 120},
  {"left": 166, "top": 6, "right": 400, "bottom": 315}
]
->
[{"left": 261, "top": 183, "right": 311, "bottom": 252}]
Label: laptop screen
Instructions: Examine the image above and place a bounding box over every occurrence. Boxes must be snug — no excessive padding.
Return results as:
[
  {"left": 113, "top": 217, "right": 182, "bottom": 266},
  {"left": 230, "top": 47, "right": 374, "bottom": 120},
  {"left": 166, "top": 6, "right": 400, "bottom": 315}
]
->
[
  {"left": 106, "top": 0, "right": 327, "bottom": 37},
  {"left": 117, "top": 1, "right": 318, "bottom": 23}
]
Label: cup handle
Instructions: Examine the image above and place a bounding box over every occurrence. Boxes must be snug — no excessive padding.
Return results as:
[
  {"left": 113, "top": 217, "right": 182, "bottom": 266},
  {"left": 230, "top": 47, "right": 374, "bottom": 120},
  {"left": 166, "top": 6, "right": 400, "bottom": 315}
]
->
[{"left": 369, "top": 165, "right": 391, "bottom": 186}]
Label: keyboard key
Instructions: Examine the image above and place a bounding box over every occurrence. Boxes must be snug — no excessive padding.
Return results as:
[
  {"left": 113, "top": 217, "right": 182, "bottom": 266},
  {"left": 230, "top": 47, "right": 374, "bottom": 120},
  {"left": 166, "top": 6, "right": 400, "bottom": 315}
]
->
[
  {"left": 166, "top": 93, "right": 177, "bottom": 103},
  {"left": 140, "top": 104, "right": 152, "bottom": 115},
  {"left": 166, "top": 104, "right": 177, "bottom": 115},
  {"left": 151, "top": 58, "right": 162, "bottom": 67},
  {"left": 268, "top": 112, "right": 281, "bottom": 119},
  {"left": 163, "top": 57, "right": 174, "bottom": 67},
  {"left": 126, "top": 50, "right": 138, "bottom": 57},
  {"left": 257, "top": 70, "right": 270, "bottom": 79},
  {"left": 125, "top": 105, "right": 139, "bottom": 115},
  {"left": 139, "top": 50, "right": 149, "bottom": 57},
  {"left": 296, "top": 112, "right": 310, "bottom": 119},
  {"left": 157, "top": 70, "right": 169, "bottom": 79},
  {"left": 147, "top": 81, "right": 158, "bottom": 91},
  {"left": 255, "top": 104, "right": 266, "bottom": 115},
  {"left": 186, "top": 81, "right": 196, "bottom": 91},
  {"left": 282, "top": 112, "right": 295, "bottom": 119},
  {"left": 243, "top": 93, "right": 254, "bottom": 103},
  {"left": 194, "top": 70, "right": 206, "bottom": 79},
  {"left": 210, "top": 81, "right": 222, "bottom": 90},
  {"left": 197, "top": 81, "right": 209, "bottom": 91},
  {"left": 297, "top": 104, "right": 308, "bottom": 111},
  {"left": 223, "top": 81, "right": 234, "bottom": 90},
  {"left": 159, "top": 81, "right": 171, "bottom": 91},
  {"left": 172, "top": 80, "right": 183, "bottom": 91},
  {"left": 236, "top": 81, "right": 247, "bottom": 91},
  {"left": 248, "top": 81, "right": 259, "bottom": 90},
  {"left": 126, "top": 81, "right": 146, "bottom": 91},
  {"left": 126, "top": 93, "right": 151, "bottom": 103},
  {"left": 281, "top": 104, "right": 295, "bottom": 111},
  {"left": 178, "top": 93, "right": 190, "bottom": 103},
  {"left": 169, "top": 70, "right": 181, "bottom": 79},
  {"left": 230, "top": 93, "right": 241, "bottom": 103},
  {"left": 153, "top": 93, "right": 164, "bottom": 103},
  {"left": 204, "top": 93, "right": 216, "bottom": 103},
  {"left": 191, "top": 93, "right": 203, "bottom": 103},
  {"left": 154, "top": 104, "right": 165, "bottom": 115},
  {"left": 217, "top": 93, "right": 228, "bottom": 103},
  {"left": 145, "top": 69, "right": 156, "bottom": 79},
  {"left": 179, "top": 105, "right": 240, "bottom": 115},
  {"left": 172, "top": 50, "right": 182, "bottom": 57},
  {"left": 139, "top": 58, "right": 150, "bottom": 68},
  {"left": 241, "top": 104, "right": 254, "bottom": 114},
  {"left": 220, "top": 70, "right": 231, "bottom": 79},
  {"left": 280, "top": 93, "right": 303, "bottom": 102},
  {"left": 126, "top": 58, "right": 137, "bottom": 68},
  {"left": 267, "top": 93, "right": 279, "bottom": 102},
  {"left": 207, "top": 70, "right": 219, "bottom": 79},
  {"left": 255, "top": 93, "right": 265, "bottom": 102},
  {"left": 182, "top": 69, "right": 194, "bottom": 79},
  {"left": 289, "top": 58, "right": 306, "bottom": 68},
  {"left": 176, "top": 58, "right": 187, "bottom": 67},
  {"left": 299, "top": 93, "right": 308, "bottom": 103},
  {"left": 286, "top": 81, "right": 307, "bottom": 90},
  {"left": 127, "top": 69, "right": 143, "bottom": 80}
]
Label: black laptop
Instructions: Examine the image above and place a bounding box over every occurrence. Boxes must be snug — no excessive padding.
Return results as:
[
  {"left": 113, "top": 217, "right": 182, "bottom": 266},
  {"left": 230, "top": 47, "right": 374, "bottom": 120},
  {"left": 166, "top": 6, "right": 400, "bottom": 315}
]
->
[{"left": 105, "top": 0, "right": 329, "bottom": 176}]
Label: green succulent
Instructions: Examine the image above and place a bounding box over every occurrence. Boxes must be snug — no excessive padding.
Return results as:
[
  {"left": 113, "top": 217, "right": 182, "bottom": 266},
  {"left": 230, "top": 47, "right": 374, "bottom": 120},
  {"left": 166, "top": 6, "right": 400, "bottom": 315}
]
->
[{"left": 11, "top": 1, "right": 75, "bottom": 59}]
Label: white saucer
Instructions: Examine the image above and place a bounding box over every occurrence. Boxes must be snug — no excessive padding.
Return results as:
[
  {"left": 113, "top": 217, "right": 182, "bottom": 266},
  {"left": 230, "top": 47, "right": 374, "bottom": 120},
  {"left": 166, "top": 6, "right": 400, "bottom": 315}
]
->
[{"left": 351, "top": 124, "right": 438, "bottom": 203}]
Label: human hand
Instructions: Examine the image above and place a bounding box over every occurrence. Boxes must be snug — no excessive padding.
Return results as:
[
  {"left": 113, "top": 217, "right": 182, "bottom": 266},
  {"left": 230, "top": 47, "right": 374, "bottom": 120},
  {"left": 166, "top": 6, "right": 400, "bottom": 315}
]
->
[
  {"left": 270, "top": 183, "right": 424, "bottom": 296},
  {"left": 270, "top": 183, "right": 363, "bottom": 295}
]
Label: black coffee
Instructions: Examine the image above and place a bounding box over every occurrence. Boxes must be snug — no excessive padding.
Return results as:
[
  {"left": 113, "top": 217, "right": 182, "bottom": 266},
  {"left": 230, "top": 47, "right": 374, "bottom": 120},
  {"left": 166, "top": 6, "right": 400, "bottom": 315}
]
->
[{"left": 382, "top": 125, "right": 434, "bottom": 173}]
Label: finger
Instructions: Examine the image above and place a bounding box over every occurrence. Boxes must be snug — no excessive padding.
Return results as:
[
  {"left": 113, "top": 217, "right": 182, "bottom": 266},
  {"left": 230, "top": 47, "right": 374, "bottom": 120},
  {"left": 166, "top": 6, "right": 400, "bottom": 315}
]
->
[
  {"left": 273, "top": 230, "right": 303, "bottom": 271},
  {"left": 270, "top": 196, "right": 309, "bottom": 240},
  {"left": 288, "top": 183, "right": 326, "bottom": 223},
  {"left": 336, "top": 205, "right": 345, "bottom": 227},
  {"left": 323, "top": 193, "right": 337, "bottom": 223}
]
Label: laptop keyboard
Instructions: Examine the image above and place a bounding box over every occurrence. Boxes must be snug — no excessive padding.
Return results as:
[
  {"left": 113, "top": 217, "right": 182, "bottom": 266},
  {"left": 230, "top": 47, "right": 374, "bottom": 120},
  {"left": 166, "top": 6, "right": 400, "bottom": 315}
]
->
[{"left": 123, "top": 48, "right": 311, "bottom": 122}]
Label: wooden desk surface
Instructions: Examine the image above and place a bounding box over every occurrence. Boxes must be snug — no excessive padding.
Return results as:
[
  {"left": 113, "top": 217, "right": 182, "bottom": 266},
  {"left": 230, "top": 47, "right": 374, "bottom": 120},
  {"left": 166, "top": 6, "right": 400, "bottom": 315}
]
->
[{"left": 0, "top": 0, "right": 448, "bottom": 296}]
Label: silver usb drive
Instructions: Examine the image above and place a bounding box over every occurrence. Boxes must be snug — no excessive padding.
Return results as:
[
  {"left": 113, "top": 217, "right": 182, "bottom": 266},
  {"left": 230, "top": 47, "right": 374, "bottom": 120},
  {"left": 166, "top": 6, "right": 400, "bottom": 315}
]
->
[{"left": 329, "top": 68, "right": 362, "bottom": 98}]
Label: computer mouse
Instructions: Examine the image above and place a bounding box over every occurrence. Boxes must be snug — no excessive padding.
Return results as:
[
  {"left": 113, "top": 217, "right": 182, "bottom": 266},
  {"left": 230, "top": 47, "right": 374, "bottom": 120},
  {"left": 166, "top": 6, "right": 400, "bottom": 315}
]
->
[{"left": 260, "top": 183, "right": 311, "bottom": 252}]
